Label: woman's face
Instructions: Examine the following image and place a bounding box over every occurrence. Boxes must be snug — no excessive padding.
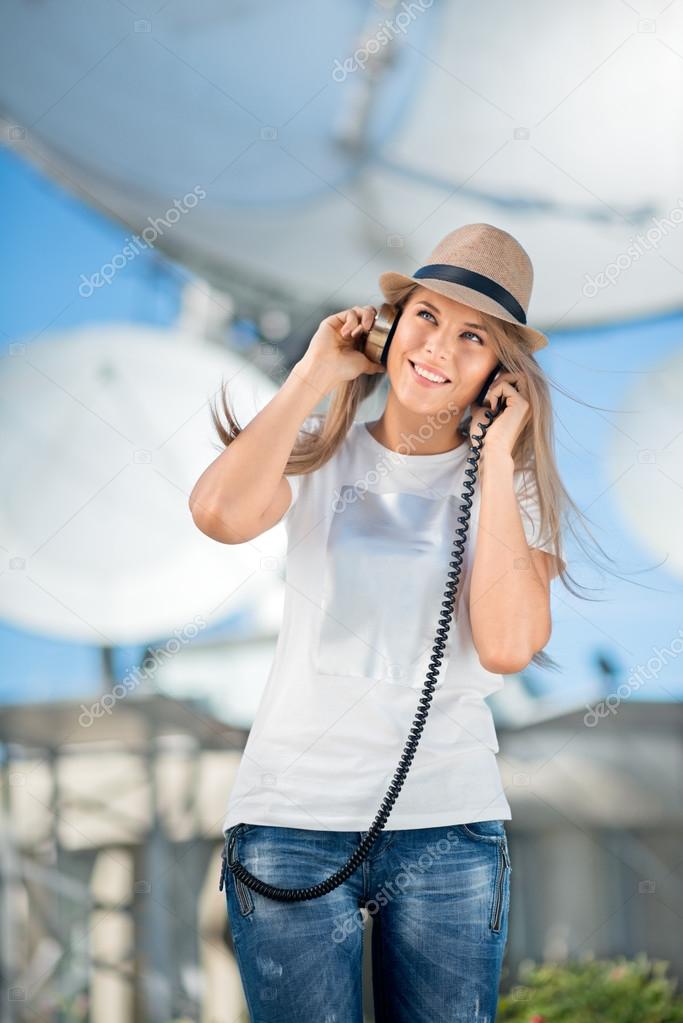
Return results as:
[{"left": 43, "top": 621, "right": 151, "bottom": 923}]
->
[{"left": 386, "top": 286, "right": 500, "bottom": 415}]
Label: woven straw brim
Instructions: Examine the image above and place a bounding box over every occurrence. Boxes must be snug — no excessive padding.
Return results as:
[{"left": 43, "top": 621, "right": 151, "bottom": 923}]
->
[{"left": 378, "top": 271, "right": 548, "bottom": 352}]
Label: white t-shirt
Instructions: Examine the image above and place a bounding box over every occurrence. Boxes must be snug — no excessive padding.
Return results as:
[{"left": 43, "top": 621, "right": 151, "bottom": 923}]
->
[{"left": 223, "top": 419, "right": 562, "bottom": 833}]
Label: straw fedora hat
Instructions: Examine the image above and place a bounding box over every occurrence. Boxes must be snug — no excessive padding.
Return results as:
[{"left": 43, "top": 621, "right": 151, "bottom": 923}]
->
[{"left": 378, "top": 223, "right": 548, "bottom": 352}]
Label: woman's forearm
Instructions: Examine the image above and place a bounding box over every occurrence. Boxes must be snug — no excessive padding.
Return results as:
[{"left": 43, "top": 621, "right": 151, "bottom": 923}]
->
[
  {"left": 188, "top": 362, "right": 327, "bottom": 541},
  {"left": 468, "top": 447, "right": 551, "bottom": 673}
]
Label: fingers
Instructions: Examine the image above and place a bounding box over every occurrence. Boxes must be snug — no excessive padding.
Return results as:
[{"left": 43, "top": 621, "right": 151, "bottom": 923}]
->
[
  {"left": 492, "top": 377, "right": 524, "bottom": 397},
  {"left": 365, "top": 355, "right": 385, "bottom": 373},
  {"left": 363, "top": 357, "right": 385, "bottom": 375},
  {"left": 340, "top": 305, "right": 377, "bottom": 338},
  {"left": 479, "top": 380, "right": 526, "bottom": 415},
  {"left": 492, "top": 371, "right": 523, "bottom": 391},
  {"left": 341, "top": 307, "right": 373, "bottom": 337},
  {"left": 480, "top": 374, "right": 525, "bottom": 405}
]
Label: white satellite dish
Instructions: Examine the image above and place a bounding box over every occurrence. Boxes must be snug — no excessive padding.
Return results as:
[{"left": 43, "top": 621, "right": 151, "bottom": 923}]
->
[
  {"left": 0, "top": 323, "right": 288, "bottom": 642},
  {"left": 3, "top": 1, "right": 683, "bottom": 327},
  {"left": 606, "top": 346, "right": 683, "bottom": 578}
]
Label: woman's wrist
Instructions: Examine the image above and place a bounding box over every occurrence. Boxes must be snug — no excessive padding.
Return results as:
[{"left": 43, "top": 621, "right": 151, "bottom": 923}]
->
[
  {"left": 287, "top": 358, "right": 336, "bottom": 409},
  {"left": 291, "top": 356, "right": 337, "bottom": 402},
  {"left": 480, "top": 443, "right": 514, "bottom": 484}
]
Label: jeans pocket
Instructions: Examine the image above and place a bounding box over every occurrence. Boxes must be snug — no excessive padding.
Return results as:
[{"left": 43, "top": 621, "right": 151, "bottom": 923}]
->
[
  {"left": 457, "top": 821, "right": 511, "bottom": 934},
  {"left": 459, "top": 818, "right": 507, "bottom": 843}
]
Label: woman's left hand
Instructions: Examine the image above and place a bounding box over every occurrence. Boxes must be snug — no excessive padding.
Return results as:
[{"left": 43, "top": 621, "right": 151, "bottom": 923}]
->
[{"left": 469, "top": 371, "right": 531, "bottom": 456}]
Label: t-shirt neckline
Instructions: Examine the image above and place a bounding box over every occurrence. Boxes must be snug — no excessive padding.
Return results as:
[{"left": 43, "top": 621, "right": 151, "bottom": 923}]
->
[{"left": 358, "top": 420, "right": 470, "bottom": 465}]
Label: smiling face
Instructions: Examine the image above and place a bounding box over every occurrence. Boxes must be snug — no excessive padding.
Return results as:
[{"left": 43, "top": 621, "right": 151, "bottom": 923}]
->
[{"left": 385, "top": 286, "right": 500, "bottom": 418}]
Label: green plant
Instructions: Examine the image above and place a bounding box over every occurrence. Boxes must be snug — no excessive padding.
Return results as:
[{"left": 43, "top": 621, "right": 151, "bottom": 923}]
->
[{"left": 497, "top": 953, "right": 683, "bottom": 1022}]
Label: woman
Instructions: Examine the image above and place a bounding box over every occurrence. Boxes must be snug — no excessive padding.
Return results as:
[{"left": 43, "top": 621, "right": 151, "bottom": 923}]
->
[{"left": 190, "top": 224, "right": 583, "bottom": 1022}]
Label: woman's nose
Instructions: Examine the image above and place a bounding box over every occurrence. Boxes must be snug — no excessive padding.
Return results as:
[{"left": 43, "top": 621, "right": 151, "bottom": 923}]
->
[{"left": 424, "top": 334, "right": 451, "bottom": 364}]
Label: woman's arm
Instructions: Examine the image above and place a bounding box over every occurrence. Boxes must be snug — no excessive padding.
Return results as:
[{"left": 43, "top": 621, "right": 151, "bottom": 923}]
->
[
  {"left": 189, "top": 304, "right": 380, "bottom": 544},
  {"left": 188, "top": 362, "right": 326, "bottom": 543},
  {"left": 468, "top": 447, "right": 553, "bottom": 674}
]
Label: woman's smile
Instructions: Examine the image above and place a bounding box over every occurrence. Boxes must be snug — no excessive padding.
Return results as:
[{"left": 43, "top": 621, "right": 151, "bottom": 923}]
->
[{"left": 407, "top": 358, "right": 452, "bottom": 388}]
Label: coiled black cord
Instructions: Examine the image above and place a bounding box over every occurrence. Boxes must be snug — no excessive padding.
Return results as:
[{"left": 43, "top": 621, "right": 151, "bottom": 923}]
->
[{"left": 221, "top": 397, "right": 505, "bottom": 902}]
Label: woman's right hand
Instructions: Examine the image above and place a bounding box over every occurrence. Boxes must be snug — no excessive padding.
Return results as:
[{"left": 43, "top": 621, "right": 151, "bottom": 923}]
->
[{"left": 296, "top": 305, "right": 386, "bottom": 395}]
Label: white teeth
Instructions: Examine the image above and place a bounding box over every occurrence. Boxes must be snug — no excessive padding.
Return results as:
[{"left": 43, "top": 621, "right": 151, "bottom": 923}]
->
[{"left": 412, "top": 362, "right": 448, "bottom": 383}]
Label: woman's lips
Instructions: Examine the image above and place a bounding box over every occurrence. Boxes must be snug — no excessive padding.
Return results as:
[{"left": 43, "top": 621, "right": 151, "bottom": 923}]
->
[{"left": 408, "top": 360, "right": 451, "bottom": 388}]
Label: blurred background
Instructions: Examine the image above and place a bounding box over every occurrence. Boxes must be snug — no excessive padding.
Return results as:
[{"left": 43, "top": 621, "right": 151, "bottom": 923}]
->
[{"left": 1, "top": 1, "right": 683, "bottom": 1020}]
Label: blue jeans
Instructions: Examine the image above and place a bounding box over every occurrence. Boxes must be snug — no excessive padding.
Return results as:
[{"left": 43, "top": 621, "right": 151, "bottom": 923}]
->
[{"left": 223, "top": 819, "right": 511, "bottom": 1022}]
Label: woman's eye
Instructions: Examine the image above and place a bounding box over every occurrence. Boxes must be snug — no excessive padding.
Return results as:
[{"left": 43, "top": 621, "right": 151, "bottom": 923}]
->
[{"left": 417, "top": 310, "right": 483, "bottom": 345}]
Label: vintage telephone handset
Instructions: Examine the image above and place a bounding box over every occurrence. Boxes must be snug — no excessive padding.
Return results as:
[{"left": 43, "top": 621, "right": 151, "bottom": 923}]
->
[{"left": 222, "top": 302, "right": 507, "bottom": 903}]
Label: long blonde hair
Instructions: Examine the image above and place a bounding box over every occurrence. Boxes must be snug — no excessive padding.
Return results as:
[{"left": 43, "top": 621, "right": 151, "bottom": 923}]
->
[{"left": 211, "top": 283, "right": 617, "bottom": 672}]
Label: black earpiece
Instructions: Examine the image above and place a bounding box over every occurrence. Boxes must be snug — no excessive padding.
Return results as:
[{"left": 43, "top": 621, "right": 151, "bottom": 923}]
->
[{"left": 474, "top": 363, "right": 503, "bottom": 408}]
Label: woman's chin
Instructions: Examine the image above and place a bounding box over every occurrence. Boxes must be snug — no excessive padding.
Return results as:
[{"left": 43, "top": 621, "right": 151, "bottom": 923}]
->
[{"left": 395, "top": 376, "right": 456, "bottom": 412}]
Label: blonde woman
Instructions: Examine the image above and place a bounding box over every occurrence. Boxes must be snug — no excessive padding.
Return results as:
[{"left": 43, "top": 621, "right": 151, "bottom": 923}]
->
[{"left": 190, "top": 224, "right": 587, "bottom": 1022}]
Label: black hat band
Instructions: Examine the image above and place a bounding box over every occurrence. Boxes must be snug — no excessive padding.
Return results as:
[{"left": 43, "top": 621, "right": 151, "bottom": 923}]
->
[{"left": 412, "top": 264, "right": 527, "bottom": 325}]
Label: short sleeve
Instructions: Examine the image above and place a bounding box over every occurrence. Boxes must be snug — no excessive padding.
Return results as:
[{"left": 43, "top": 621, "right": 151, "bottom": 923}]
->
[{"left": 513, "top": 466, "right": 565, "bottom": 573}]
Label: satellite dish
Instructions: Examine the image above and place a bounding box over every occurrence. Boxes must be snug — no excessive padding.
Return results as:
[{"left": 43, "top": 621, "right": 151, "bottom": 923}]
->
[
  {"left": 606, "top": 346, "right": 683, "bottom": 578},
  {"left": 0, "top": 323, "right": 288, "bottom": 642},
  {"left": 3, "top": 1, "right": 683, "bottom": 326}
]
